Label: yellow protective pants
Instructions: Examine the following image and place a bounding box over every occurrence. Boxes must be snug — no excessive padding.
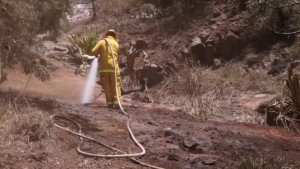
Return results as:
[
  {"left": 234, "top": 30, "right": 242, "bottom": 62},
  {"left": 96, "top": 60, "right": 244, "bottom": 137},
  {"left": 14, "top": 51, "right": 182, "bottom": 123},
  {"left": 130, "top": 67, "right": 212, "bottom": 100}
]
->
[{"left": 100, "top": 72, "right": 122, "bottom": 106}]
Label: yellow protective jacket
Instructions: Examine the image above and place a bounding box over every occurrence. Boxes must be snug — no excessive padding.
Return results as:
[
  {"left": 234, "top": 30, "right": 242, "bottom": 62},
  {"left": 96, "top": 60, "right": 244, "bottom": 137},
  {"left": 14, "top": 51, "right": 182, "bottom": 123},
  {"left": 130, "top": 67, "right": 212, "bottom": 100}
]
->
[{"left": 91, "top": 36, "right": 120, "bottom": 74}]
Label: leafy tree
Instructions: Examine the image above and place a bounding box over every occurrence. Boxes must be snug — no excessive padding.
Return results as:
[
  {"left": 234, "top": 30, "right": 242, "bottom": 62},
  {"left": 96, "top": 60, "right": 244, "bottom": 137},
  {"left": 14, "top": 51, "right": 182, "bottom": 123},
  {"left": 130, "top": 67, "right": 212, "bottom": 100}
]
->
[{"left": 0, "top": 0, "right": 71, "bottom": 83}]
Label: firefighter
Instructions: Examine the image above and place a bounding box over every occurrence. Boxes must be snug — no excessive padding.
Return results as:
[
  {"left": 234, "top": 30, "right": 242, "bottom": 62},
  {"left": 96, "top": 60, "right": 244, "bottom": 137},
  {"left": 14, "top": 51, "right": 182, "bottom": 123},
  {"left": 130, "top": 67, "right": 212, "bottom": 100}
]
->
[{"left": 91, "top": 29, "right": 121, "bottom": 108}]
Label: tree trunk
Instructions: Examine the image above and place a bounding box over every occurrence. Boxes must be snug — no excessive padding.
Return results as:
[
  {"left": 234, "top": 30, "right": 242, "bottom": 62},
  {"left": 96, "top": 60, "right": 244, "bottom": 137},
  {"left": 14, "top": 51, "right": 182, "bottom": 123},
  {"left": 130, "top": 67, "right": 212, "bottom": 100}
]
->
[
  {"left": 91, "top": 0, "right": 97, "bottom": 19},
  {"left": 239, "top": 0, "right": 247, "bottom": 11}
]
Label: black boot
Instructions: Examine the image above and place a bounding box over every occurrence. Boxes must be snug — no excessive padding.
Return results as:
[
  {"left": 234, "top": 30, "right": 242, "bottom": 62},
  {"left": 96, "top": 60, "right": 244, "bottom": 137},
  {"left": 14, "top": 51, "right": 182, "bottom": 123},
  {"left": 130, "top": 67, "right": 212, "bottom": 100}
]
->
[{"left": 113, "top": 104, "right": 120, "bottom": 109}]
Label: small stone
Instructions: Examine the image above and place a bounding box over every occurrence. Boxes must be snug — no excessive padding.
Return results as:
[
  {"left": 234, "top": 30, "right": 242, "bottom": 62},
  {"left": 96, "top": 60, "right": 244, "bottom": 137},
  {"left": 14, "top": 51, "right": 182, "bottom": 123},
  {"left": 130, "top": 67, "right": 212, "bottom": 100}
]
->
[
  {"left": 202, "top": 159, "right": 216, "bottom": 165},
  {"left": 191, "top": 161, "right": 207, "bottom": 169},
  {"left": 149, "top": 51, "right": 156, "bottom": 55},
  {"left": 164, "top": 127, "right": 173, "bottom": 137},
  {"left": 183, "top": 137, "right": 200, "bottom": 149},
  {"left": 212, "top": 58, "right": 221, "bottom": 70},
  {"left": 53, "top": 46, "right": 67, "bottom": 52},
  {"left": 166, "top": 140, "right": 172, "bottom": 143},
  {"left": 194, "top": 146, "right": 204, "bottom": 153},
  {"left": 147, "top": 121, "right": 157, "bottom": 126},
  {"left": 167, "top": 154, "right": 180, "bottom": 161}
]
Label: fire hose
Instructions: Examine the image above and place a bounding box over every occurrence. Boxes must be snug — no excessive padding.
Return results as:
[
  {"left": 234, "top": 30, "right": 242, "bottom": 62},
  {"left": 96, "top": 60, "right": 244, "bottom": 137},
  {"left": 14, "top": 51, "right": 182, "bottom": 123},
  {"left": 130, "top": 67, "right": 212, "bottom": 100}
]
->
[{"left": 50, "top": 38, "right": 164, "bottom": 169}]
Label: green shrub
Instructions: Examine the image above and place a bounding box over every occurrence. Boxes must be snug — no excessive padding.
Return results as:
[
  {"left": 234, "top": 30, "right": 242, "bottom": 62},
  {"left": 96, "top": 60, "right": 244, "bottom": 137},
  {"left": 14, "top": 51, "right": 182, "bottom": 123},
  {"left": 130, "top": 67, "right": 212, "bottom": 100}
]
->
[
  {"left": 68, "top": 26, "right": 102, "bottom": 55},
  {"left": 141, "top": 3, "right": 156, "bottom": 14}
]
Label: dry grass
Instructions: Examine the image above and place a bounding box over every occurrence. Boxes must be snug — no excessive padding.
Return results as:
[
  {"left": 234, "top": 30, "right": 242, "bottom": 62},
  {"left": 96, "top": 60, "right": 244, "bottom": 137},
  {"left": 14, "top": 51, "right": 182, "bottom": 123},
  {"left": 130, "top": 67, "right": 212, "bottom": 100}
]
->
[
  {"left": 237, "top": 155, "right": 300, "bottom": 169},
  {"left": 0, "top": 100, "right": 55, "bottom": 153},
  {"left": 152, "top": 61, "right": 281, "bottom": 123},
  {"left": 217, "top": 63, "right": 281, "bottom": 93},
  {"left": 0, "top": 90, "right": 60, "bottom": 168},
  {"left": 94, "top": 0, "right": 140, "bottom": 17}
]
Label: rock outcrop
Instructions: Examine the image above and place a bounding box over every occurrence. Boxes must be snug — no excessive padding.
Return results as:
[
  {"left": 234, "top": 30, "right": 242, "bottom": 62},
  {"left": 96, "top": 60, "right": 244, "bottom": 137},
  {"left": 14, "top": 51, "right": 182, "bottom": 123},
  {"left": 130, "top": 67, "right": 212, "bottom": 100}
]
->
[{"left": 180, "top": 30, "right": 242, "bottom": 67}]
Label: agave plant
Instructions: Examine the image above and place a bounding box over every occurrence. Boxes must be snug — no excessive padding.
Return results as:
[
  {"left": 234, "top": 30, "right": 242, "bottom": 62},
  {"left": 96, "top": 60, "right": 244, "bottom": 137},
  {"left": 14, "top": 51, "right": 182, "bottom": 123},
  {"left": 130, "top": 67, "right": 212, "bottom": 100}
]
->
[{"left": 68, "top": 25, "right": 101, "bottom": 56}]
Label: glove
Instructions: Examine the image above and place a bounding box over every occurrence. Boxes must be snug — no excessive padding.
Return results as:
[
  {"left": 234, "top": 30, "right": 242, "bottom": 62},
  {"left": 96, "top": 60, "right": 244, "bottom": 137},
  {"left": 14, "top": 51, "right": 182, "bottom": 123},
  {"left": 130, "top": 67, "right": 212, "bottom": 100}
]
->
[{"left": 82, "top": 55, "right": 96, "bottom": 60}]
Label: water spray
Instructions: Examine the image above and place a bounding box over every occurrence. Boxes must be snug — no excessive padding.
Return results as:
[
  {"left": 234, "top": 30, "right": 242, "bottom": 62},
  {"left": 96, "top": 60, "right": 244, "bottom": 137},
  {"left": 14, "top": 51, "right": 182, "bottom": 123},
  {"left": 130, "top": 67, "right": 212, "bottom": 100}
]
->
[{"left": 81, "top": 57, "right": 98, "bottom": 104}]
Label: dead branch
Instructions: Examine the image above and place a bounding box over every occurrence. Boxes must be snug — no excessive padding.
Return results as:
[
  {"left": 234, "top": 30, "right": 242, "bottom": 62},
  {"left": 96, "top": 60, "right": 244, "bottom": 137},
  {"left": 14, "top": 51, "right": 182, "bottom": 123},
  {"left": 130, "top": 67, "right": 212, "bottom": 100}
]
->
[
  {"left": 231, "top": 16, "right": 258, "bottom": 27},
  {"left": 268, "top": 27, "right": 300, "bottom": 35},
  {"left": 262, "top": 1, "right": 300, "bottom": 9},
  {"left": 246, "top": 0, "right": 256, "bottom": 5},
  {"left": 142, "top": 50, "right": 149, "bottom": 63},
  {"left": 91, "top": 0, "right": 97, "bottom": 18}
]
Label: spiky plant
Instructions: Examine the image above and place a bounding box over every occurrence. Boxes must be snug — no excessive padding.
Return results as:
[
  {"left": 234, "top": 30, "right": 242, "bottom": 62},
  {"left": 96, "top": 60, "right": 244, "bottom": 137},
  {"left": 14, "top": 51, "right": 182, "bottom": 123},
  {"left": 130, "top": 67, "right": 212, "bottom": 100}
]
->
[{"left": 68, "top": 26, "right": 102, "bottom": 56}]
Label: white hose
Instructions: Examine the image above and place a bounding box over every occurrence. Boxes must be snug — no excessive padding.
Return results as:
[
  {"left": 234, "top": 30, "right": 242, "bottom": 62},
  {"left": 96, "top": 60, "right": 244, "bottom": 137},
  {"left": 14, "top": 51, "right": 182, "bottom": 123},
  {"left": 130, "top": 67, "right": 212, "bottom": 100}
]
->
[
  {"left": 103, "top": 38, "right": 146, "bottom": 157},
  {"left": 50, "top": 114, "right": 163, "bottom": 169},
  {"left": 50, "top": 38, "right": 164, "bottom": 169}
]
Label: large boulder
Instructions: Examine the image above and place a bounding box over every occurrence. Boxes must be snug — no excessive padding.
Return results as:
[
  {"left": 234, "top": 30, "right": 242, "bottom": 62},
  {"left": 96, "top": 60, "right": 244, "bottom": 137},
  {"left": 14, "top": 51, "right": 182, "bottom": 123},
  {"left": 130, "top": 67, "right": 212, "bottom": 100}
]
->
[
  {"left": 216, "top": 31, "right": 240, "bottom": 60},
  {"left": 190, "top": 37, "right": 205, "bottom": 62},
  {"left": 136, "top": 38, "right": 149, "bottom": 50},
  {"left": 142, "top": 63, "right": 164, "bottom": 87},
  {"left": 133, "top": 63, "right": 164, "bottom": 88},
  {"left": 190, "top": 36, "right": 214, "bottom": 65},
  {"left": 205, "top": 44, "right": 215, "bottom": 65},
  {"left": 191, "top": 37, "right": 204, "bottom": 48},
  {"left": 188, "top": 31, "right": 242, "bottom": 66}
]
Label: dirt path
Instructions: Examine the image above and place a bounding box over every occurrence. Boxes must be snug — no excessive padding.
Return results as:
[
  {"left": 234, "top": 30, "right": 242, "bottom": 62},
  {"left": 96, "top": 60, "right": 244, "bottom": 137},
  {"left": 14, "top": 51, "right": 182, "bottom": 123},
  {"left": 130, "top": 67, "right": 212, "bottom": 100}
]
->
[{"left": 0, "top": 64, "right": 102, "bottom": 102}]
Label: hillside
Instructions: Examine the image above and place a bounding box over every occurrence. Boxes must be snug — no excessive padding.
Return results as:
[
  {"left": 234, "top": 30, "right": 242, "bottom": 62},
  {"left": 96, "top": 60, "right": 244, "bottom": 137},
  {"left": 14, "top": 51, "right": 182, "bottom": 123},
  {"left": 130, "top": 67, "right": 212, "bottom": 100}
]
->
[{"left": 2, "top": 0, "right": 300, "bottom": 168}]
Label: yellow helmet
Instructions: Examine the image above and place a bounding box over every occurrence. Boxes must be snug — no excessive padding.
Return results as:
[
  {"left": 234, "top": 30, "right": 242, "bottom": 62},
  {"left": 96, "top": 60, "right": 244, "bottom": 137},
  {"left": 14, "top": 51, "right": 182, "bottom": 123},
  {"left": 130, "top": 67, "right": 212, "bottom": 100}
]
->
[{"left": 104, "top": 29, "right": 118, "bottom": 39}]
